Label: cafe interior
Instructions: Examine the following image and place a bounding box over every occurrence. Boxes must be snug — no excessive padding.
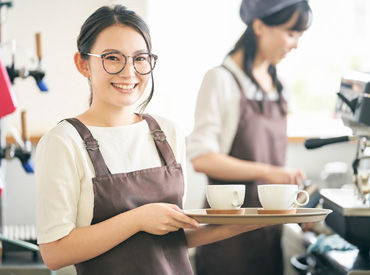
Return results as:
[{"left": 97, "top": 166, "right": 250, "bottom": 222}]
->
[{"left": 0, "top": 0, "right": 370, "bottom": 274}]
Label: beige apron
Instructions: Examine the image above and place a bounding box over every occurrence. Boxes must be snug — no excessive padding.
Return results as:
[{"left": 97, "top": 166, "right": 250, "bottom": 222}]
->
[
  {"left": 195, "top": 66, "right": 287, "bottom": 275},
  {"left": 65, "top": 114, "right": 193, "bottom": 275}
]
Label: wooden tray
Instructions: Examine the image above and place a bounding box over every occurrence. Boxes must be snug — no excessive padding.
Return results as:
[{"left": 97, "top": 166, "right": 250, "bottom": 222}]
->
[{"left": 184, "top": 208, "right": 332, "bottom": 225}]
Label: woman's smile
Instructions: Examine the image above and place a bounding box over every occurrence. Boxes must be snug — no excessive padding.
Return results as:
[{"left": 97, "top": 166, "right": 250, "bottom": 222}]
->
[{"left": 111, "top": 82, "right": 138, "bottom": 94}]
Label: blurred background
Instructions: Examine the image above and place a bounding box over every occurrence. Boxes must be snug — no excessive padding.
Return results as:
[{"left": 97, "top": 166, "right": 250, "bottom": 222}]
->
[{"left": 1, "top": 0, "right": 370, "bottom": 274}]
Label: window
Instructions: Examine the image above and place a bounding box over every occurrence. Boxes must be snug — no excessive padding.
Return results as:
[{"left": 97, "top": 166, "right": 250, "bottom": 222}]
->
[{"left": 146, "top": 0, "right": 370, "bottom": 137}]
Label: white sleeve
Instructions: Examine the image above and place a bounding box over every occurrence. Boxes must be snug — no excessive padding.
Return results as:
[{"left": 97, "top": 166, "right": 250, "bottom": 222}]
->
[
  {"left": 186, "top": 69, "right": 225, "bottom": 160},
  {"left": 35, "top": 133, "right": 81, "bottom": 244}
]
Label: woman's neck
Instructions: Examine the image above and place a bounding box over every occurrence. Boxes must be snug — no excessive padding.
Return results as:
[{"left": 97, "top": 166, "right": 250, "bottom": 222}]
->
[
  {"left": 77, "top": 104, "right": 141, "bottom": 127},
  {"left": 252, "top": 52, "right": 270, "bottom": 77},
  {"left": 231, "top": 49, "right": 273, "bottom": 93},
  {"left": 231, "top": 49, "right": 269, "bottom": 76}
]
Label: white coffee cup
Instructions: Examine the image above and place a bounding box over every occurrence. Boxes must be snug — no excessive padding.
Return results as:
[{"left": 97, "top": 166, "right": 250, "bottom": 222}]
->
[
  {"left": 257, "top": 184, "right": 309, "bottom": 210},
  {"left": 206, "top": 185, "right": 245, "bottom": 210}
]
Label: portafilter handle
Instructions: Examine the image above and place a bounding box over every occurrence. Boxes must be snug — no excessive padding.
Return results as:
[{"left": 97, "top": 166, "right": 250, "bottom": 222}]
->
[
  {"left": 337, "top": 92, "right": 358, "bottom": 114},
  {"left": 304, "top": 136, "right": 354, "bottom": 149}
]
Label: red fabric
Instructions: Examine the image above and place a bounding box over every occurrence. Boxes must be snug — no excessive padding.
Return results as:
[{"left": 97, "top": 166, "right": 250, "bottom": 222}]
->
[{"left": 0, "top": 59, "right": 16, "bottom": 118}]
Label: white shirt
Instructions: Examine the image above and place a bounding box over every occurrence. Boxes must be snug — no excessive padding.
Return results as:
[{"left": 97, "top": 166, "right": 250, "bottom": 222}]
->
[
  {"left": 186, "top": 56, "right": 287, "bottom": 159},
  {"left": 35, "top": 115, "right": 187, "bottom": 244}
]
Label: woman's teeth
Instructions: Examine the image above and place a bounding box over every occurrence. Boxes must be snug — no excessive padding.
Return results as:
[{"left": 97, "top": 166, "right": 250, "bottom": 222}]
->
[{"left": 112, "top": 83, "right": 136, "bottom": 90}]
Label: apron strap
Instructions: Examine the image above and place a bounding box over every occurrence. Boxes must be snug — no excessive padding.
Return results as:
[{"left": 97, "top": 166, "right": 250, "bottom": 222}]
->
[
  {"left": 64, "top": 118, "right": 110, "bottom": 177},
  {"left": 221, "top": 65, "right": 244, "bottom": 97},
  {"left": 141, "top": 114, "right": 177, "bottom": 167},
  {"left": 220, "top": 64, "right": 260, "bottom": 113}
]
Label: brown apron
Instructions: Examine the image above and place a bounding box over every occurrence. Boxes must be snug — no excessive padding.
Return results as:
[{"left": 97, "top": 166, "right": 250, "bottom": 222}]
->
[
  {"left": 195, "top": 66, "right": 287, "bottom": 275},
  {"left": 65, "top": 114, "right": 193, "bottom": 275}
]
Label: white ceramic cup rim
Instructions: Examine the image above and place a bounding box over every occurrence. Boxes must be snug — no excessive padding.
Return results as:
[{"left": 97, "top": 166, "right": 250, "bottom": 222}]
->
[
  {"left": 206, "top": 185, "right": 245, "bottom": 209},
  {"left": 257, "top": 184, "right": 309, "bottom": 209}
]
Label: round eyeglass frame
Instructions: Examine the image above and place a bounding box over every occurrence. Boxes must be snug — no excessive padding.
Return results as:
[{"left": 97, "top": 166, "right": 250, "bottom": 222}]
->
[{"left": 82, "top": 52, "right": 158, "bottom": 75}]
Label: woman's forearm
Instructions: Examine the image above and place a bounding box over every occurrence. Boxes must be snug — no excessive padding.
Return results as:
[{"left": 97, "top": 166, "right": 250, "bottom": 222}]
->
[
  {"left": 192, "top": 152, "right": 270, "bottom": 181},
  {"left": 185, "top": 224, "right": 263, "bottom": 248},
  {"left": 40, "top": 208, "right": 141, "bottom": 270},
  {"left": 191, "top": 153, "right": 303, "bottom": 185}
]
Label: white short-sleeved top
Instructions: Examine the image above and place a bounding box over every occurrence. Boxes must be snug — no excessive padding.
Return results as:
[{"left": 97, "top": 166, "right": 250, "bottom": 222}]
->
[
  {"left": 35, "top": 115, "right": 187, "bottom": 244},
  {"left": 186, "top": 56, "right": 288, "bottom": 160}
]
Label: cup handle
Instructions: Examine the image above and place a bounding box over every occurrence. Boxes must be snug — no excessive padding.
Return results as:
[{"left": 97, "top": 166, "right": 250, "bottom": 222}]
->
[
  {"left": 294, "top": 190, "right": 309, "bottom": 206},
  {"left": 232, "top": 190, "right": 243, "bottom": 207}
]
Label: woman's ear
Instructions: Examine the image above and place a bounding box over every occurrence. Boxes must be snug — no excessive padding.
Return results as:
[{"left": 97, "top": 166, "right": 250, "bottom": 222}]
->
[
  {"left": 252, "top": 19, "right": 265, "bottom": 37},
  {"left": 74, "top": 52, "right": 90, "bottom": 78}
]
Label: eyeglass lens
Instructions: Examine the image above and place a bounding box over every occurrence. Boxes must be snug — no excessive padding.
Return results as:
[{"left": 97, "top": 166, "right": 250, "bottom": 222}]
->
[{"left": 102, "top": 53, "right": 155, "bottom": 75}]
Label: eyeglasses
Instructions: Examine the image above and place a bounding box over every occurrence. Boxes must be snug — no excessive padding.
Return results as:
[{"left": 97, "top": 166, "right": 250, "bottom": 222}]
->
[{"left": 83, "top": 51, "right": 158, "bottom": 75}]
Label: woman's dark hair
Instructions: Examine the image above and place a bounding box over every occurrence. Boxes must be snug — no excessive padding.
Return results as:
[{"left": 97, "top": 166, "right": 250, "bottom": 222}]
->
[
  {"left": 229, "top": 1, "right": 312, "bottom": 114},
  {"left": 77, "top": 5, "right": 154, "bottom": 112}
]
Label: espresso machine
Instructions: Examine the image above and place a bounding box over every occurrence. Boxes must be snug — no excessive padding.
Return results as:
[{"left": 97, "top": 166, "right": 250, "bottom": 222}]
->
[{"left": 303, "top": 71, "right": 370, "bottom": 274}]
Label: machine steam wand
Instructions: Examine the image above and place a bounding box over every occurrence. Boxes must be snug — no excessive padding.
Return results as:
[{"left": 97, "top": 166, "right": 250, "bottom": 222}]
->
[
  {"left": 0, "top": 110, "right": 34, "bottom": 173},
  {"left": 6, "top": 32, "right": 48, "bottom": 92}
]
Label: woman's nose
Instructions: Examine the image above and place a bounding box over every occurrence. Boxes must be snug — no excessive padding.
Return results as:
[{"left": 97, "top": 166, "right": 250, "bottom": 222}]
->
[
  {"left": 289, "top": 38, "right": 299, "bottom": 51},
  {"left": 119, "top": 58, "right": 136, "bottom": 76},
  {"left": 292, "top": 35, "right": 301, "bottom": 50}
]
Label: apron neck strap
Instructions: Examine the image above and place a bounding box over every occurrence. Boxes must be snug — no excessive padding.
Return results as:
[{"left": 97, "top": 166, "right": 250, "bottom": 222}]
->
[
  {"left": 220, "top": 64, "right": 261, "bottom": 113},
  {"left": 64, "top": 118, "right": 110, "bottom": 177},
  {"left": 141, "top": 114, "right": 177, "bottom": 167},
  {"left": 221, "top": 65, "right": 245, "bottom": 98}
]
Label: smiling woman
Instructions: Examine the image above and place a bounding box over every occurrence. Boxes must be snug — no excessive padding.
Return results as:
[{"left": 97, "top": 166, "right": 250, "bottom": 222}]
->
[
  {"left": 74, "top": 25, "right": 150, "bottom": 115},
  {"left": 74, "top": 18, "right": 154, "bottom": 114},
  {"left": 34, "top": 4, "right": 267, "bottom": 275}
]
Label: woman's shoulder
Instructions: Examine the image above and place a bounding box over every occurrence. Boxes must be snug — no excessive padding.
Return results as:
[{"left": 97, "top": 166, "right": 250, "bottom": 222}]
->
[
  {"left": 204, "top": 65, "right": 233, "bottom": 82},
  {"left": 199, "top": 65, "right": 238, "bottom": 100},
  {"left": 37, "top": 120, "right": 82, "bottom": 149},
  {"left": 146, "top": 114, "right": 184, "bottom": 142},
  {"left": 148, "top": 114, "right": 179, "bottom": 132}
]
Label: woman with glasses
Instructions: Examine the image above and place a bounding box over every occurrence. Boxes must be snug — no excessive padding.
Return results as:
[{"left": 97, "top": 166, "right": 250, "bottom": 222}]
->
[
  {"left": 187, "top": 0, "right": 312, "bottom": 274},
  {"left": 35, "top": 5, "right": 266, "bottom": 275}
]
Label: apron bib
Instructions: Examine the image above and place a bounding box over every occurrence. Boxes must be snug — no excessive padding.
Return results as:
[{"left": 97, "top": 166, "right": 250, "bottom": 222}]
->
[
  {"left": 65, "top": 114, "right": 193, "bottom": 275},
  {"left": 196, "top": 66, "right": 287, "bottom": 275}
]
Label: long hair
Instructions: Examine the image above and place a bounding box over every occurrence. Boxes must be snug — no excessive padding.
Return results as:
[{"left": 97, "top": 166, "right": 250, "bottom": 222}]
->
[
  {"left": 77, "top": 5, "right": 154, "bottom": 112},
  {"left": 229, "top": 2, "right": 312, "bottom": 114}
]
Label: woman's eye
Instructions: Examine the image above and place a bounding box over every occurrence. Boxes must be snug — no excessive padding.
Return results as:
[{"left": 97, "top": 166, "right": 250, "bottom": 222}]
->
[
  {"left": 287, "top": 31, "right": 302, "bottom": 38},
  {"left": 105, "top": 55, "right": 120, "bottom": 61},
  {"left": 135, "top": 56, "right": 147, "bottom": 62}
]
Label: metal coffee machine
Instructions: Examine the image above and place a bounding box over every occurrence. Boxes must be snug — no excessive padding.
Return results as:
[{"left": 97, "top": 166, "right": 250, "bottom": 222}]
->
[{"left": 305, "top": 71, "right": 370, "bottom": 254}]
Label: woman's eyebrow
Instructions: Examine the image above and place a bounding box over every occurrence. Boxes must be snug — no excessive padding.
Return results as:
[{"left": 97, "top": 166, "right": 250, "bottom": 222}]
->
[
  {"left": 102, "top": 48, "right": 121, "bottom": 53},
  {"left": 133, "top": 49, "right": 149, "bottom": 54},
  {"left": 102, "top": 49, "right": 149, "bottom": 55}
]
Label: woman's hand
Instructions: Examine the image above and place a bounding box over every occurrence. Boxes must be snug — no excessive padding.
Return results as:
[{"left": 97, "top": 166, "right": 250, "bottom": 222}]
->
[
  {"left": 135, "top": 203, "right": 199, "bottom": 235},
  {"left": 265, "top": 166, "right": 306, "bottom": 185}
]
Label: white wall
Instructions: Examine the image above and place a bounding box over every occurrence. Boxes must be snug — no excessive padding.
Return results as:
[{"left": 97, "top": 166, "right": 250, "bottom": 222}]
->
[{"left": 3, "top": 0, "right": 148, "bottom": 134}]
